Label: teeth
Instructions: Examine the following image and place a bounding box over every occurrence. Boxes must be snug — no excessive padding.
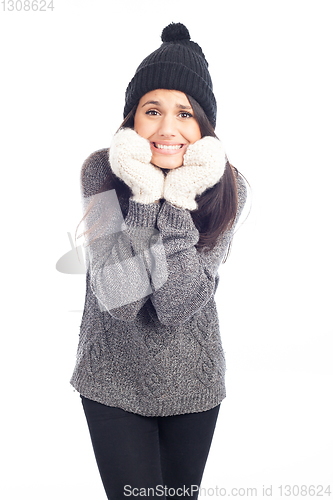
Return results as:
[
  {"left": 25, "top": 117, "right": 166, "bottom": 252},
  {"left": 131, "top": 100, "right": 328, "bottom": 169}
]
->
[{"left": 155, "top": 143, "right": 182, "bottom": 150}]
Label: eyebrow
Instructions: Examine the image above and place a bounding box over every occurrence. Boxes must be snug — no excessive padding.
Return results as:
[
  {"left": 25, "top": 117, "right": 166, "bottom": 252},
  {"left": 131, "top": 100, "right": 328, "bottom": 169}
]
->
[{"left": 141, "top": 100, "right": 192, "bottom": 110}]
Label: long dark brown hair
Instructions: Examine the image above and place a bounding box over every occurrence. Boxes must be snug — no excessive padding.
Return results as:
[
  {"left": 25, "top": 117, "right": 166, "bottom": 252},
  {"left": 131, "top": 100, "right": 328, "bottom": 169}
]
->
[{"left": 76, "top": 94, "right": 241, "bottom": 255}]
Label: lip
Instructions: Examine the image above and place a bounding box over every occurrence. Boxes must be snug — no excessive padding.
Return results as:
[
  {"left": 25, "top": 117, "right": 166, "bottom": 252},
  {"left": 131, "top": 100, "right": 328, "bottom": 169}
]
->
[{"left": 150, "top": 141, "right": 186, "bottom": 155}]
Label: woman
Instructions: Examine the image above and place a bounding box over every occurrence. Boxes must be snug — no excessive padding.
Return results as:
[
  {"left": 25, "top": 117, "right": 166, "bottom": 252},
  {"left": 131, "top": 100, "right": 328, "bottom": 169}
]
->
[{"left": 71, "top": 22, "right": 247, "bottom": 499}]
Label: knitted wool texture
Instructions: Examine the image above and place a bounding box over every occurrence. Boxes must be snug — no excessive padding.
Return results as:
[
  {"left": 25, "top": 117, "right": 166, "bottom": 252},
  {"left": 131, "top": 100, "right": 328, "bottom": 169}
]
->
[{"left": 70, "top": 149, "right": 247, "bottom": 417}]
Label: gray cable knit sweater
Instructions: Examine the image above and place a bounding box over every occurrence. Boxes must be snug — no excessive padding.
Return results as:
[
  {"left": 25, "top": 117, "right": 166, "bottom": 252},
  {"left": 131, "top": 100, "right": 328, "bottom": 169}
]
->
[{"left": 70, "top": 148, "right": 247, "bottom": 417}]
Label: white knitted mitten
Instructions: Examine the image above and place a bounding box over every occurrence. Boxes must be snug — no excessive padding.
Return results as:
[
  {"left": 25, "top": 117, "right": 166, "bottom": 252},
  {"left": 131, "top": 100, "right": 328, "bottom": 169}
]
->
[
  {"left": 163, "top": 136, "right": 226, "bottom": 211},
  {"left": 109, "top": 128, "right": 165, "bottom": 204}
]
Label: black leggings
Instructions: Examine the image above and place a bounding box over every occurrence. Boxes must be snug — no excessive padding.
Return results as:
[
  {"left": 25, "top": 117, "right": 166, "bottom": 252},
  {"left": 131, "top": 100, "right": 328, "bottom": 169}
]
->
[{"left": 81, "top": 396, "right": 220, "bottom": 499}]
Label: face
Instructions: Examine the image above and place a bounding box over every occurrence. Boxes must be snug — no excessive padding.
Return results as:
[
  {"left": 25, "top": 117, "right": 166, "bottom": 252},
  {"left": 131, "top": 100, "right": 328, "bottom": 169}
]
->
[{"left": 134, "top": 89, "right": 201, "bottom": 169}]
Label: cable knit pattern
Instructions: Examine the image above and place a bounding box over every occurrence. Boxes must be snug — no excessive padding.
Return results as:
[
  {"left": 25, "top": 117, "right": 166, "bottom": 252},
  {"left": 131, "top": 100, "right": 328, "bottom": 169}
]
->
[
  {"left": 70, "top": 148, "right": 247, "bottom": 416},
  {"left": 163, "top": 136, "right": 226, "bottom": 210},
  {"left": 109, "top": 128, "right": 165, "bottom": 204}
]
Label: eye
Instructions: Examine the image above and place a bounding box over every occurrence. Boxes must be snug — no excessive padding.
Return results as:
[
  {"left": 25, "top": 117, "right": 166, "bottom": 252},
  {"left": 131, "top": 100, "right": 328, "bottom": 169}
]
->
[
  {"left": 145, "top": 109, "right": 160, "bottom": 116},
  {"left": 179, "top": 112, "right": 193, "bottom": 119}
]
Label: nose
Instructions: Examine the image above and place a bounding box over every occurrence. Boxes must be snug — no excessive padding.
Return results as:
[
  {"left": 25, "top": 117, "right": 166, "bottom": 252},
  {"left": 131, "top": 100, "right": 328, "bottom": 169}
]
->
[{"left": 158, "top": 115, "right": 176, "bottom": 138}]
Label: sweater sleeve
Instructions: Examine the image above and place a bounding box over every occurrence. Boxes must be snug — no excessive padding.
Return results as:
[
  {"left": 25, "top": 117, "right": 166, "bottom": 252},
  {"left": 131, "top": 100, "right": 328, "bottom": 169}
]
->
[
  {"left": 80, "top": 149, "right": 164, "bottom": 322},
  {"left": 149, "top": 173, "right": 248, "bottom": 326},
  {"left": 86, "top": 198, "right": 165, "bottom": 321}
]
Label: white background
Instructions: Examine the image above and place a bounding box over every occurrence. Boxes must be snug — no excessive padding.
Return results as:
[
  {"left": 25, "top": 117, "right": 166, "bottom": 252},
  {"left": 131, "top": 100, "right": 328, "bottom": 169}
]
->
[{"left": 1, "top": 0, "right": 332, "bottom": 498}]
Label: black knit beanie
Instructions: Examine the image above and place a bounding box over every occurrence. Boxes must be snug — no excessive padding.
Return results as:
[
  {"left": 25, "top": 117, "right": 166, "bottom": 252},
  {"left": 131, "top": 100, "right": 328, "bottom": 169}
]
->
[{"left": 123, "top": 23, "right": 217, "bottom": 128}]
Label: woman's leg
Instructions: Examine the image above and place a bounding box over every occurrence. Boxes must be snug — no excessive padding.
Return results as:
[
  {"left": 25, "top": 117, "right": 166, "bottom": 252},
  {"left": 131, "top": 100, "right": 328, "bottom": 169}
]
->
[
  {"left": 81, "top": 396, "right": 165, "bottom": 499},
  {"left": 158, "top": 405, "right": 220, "bottom": 499}
]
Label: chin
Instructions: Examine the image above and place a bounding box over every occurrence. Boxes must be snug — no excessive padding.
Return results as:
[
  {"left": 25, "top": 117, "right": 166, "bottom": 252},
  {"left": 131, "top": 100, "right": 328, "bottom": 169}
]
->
[{"left": 151, "top": 154, "right": 183, "bottom": 170}]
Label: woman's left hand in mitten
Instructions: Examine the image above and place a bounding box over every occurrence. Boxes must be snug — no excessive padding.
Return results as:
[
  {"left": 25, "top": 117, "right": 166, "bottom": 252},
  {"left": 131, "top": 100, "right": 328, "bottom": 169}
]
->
[{"left": 163, "top": 136, "right": 227, "bottom": 211}]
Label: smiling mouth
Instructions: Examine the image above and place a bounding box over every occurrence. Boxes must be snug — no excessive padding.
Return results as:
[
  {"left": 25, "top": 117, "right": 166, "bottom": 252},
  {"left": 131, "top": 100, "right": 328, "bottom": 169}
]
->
[
  {"left": 151, "top": 142, "right": 184, "bottom": 154},
  {"left": 153, "top": 143, "right": 183, "bottom": 150}
]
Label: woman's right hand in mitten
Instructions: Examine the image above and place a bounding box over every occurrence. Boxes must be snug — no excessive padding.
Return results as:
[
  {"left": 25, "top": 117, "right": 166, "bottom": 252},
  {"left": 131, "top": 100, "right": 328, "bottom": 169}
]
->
[{"left": 109, "top": 128, "right": 165, "bottom": 204}]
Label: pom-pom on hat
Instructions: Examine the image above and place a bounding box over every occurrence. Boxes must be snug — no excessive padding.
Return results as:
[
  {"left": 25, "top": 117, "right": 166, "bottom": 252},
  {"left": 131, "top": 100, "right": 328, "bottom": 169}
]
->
[{"left": 124, "top": 23, "right": 217, "bottom": 128}]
